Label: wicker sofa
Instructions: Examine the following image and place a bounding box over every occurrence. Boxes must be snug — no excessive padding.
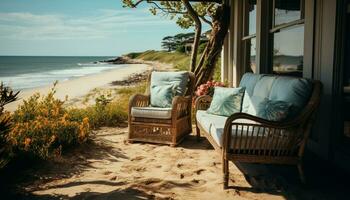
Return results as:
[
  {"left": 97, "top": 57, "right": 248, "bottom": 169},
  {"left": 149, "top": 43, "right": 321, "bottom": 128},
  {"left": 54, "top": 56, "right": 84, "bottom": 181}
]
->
[
  {"left": 195, "top": 73, "right": 322, "bottom": 189},
  {"left": 128, "top": 71, "right": 195, "bottom": 147}
]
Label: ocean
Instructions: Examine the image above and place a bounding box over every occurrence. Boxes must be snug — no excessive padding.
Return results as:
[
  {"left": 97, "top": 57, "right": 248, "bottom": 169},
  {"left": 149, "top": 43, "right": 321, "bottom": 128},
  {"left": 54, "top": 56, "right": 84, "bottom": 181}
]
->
[{"left": 0, "top": 56, "right": 125, "bottom": 91}]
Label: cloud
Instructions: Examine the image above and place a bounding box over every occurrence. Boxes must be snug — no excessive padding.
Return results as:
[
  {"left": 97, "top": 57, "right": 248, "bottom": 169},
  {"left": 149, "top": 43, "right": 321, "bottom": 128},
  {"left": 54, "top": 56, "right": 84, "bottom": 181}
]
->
[{"left": 0, "top": 9, "right": 174, "bottom": 40}]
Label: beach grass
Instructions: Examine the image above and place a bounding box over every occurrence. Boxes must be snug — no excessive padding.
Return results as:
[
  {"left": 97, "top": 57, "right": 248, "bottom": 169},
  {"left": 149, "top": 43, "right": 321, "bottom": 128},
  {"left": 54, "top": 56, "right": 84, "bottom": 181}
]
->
[{"left": 68, "top": 82, "right": 146, "bottom": 129}]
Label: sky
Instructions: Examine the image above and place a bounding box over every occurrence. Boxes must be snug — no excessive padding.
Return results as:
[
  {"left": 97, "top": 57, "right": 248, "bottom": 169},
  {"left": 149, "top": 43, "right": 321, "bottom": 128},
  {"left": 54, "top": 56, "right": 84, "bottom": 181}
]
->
[{"left": 0, "top": 0, "right": 189, "bottom": 56}]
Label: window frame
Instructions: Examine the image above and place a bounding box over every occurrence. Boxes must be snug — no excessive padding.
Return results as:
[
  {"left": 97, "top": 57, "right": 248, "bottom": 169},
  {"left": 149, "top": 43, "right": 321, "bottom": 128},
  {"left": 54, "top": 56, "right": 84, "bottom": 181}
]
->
[
  {"left": 242, "top": 0, "right": 257, "bottom": 73},
  {"left": 269, "top": 0, "right": 306, "bottom": 76}
]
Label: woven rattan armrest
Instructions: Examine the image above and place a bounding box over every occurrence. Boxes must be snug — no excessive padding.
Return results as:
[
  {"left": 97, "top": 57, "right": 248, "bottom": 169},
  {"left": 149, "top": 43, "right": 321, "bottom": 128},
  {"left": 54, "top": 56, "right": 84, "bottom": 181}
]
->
[{"left": 172, "top": 95, "right": 192, "bottom": 120}]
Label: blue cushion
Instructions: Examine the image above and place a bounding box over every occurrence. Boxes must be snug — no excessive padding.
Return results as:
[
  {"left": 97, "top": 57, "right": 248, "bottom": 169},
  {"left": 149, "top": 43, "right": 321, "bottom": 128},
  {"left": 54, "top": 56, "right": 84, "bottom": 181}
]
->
[
  {"left": 246, "top": 95, "right": 266, "bottom": 116},
  {"left": 239, "top": 73, "right": 263, "bottom": 113},
  {"left": 255, "top": 98, "right": 292, "bottom": 121},
  {"left": 196, "top": 110, "right": 260, "bottom": 147},
  {"left": 150, "top": 71, "right": 189, "bottom": 108},
  {"left": 269, "top": 76, "right": 312, "bottom": 117},
  {"left": 207, "top": 87, "right": 245, "bottom": 117},
  {"left": 150, "top": 85, "right": 175, "bottom": 108},
  {"left": 239, "top": 73, "right": 262, "bottom": 97},
  {"left": 150, "top": 71, "right": 189, "bottom": 96},
  {"left": 252, "top": 76, "right": 276, "bottom": 99}
]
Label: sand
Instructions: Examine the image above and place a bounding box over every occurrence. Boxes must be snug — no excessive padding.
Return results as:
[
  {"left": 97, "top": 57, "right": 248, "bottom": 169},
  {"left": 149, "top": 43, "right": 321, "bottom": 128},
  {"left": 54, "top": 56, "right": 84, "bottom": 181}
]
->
[
  {"left": 6, "top": 128, "right": 284, "bottom": 200},
  {"left": 5, "top": 64, "right": 150, "bottom": 112},
  {"left": 5, "top": 127, "right": 343, "bottom": 200}
]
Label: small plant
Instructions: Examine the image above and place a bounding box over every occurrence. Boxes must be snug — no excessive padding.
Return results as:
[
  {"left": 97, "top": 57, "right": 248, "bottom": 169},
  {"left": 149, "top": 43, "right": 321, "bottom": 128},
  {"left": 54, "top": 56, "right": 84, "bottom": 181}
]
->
[{"left": 95, "top": 94, "right": 112, "bottom": 107}]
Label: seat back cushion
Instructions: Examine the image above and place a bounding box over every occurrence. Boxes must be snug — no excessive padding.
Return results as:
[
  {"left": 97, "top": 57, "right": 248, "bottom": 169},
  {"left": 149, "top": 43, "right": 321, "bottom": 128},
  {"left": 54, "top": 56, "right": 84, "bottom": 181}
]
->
[
  {"left": 239, "top": 73, "right": 263, "bottom": 113},
  {"left": 269, "top": 76, "right": 313, "bottom": 118},
  {"left": 150, "top": 71, "right": 189, "bottom": 107},
  {"left": 207, "top": 87, "right": 245, "bottom": 117},
  {"left": 240, "top": 73, "right": 313, "bottom": 120},
  {"left": 255, "top": 98, "right": 293, "bottom": 121},
  {"left": 246, "top": 75, "right": 277, "bottom": 116}
]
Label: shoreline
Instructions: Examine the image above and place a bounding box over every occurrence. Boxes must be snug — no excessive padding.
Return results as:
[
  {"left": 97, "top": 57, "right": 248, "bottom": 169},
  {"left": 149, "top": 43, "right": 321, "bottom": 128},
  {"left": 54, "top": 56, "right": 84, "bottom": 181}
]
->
[{"left": 5, "top": 63, "right": 151, "bottom": 112}]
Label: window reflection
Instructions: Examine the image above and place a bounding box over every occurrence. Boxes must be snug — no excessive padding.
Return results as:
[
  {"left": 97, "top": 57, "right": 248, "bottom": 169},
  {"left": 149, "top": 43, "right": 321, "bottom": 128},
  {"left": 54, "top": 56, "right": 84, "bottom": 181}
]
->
[
  {"left": 248, "top": 0, "right": 257, "bottom": 35},
  {"left": 249, "top": 38, "right": 257, "bottom": 73},
  {"left": 274, "top": 0, "right": 302, "bottom": 26},
  {"left": 273, "top": 25, "right": 304, "bottom": 76}
]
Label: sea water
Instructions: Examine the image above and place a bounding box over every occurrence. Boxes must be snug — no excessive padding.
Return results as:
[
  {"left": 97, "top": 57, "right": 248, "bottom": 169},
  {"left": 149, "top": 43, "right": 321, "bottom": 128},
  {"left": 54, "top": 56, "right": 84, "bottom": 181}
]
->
[{"left": 0, "top": 56, "right": 123, "bottom": 91}]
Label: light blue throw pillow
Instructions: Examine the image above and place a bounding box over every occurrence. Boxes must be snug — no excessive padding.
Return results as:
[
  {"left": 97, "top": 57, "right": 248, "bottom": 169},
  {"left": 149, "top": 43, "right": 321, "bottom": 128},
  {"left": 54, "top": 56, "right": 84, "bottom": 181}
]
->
[
  {"left": 207, "top": 87, "right": 245, "bottom": 117},
  {"left": 256, "top": 98, "right": 292, "bottom": 121},
  {"left": 150, "top": 85, "right": 176, "bottom": 108}
]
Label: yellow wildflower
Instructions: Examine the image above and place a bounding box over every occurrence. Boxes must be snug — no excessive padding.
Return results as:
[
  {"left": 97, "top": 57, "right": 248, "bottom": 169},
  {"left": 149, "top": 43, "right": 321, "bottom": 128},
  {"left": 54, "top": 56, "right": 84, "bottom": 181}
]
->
[{"left": 24, "top": 138, "right": 31, "bottom": 150}]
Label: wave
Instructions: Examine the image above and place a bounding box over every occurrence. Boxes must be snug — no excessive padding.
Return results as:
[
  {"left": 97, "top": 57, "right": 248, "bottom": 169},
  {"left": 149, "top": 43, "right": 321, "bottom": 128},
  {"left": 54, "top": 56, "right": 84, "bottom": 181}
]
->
[
  {"left": 77, "top": 62, "right": 108, "bottom": 66},
  {"left": 0, "top": 64, "right": 123, "bottom": 91}
]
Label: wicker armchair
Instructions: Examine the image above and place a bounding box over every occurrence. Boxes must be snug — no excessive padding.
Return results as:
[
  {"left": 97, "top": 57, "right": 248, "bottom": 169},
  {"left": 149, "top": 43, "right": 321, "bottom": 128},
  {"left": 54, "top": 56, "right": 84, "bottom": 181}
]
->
[
  {"left": 195, "top": 77, "right": 322, "bottom": 189},
  {"left": 128, "top": 71, "right": 195, "bottom": 147}
]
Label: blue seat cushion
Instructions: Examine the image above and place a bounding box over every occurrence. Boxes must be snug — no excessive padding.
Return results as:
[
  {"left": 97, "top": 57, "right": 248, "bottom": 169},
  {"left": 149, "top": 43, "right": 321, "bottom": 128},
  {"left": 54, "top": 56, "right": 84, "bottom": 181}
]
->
[{"left": 196, "top": 110, "right": 261, "bottom": 148}]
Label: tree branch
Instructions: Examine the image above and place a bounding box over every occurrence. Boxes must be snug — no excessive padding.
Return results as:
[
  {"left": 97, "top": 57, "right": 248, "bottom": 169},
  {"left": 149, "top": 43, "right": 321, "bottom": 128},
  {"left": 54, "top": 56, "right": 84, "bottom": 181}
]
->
[
  {"left": 199, "top": 15, "right": 212, "bottom": 27},
  {"left": 181, "top": 0, "right": 202, "bottom": 72},
  {"left": 130, "top": 0, "right": 146, "bottom": 7},
  {"left": 148, "top": 1, "right": 187, "bottom": 14}
]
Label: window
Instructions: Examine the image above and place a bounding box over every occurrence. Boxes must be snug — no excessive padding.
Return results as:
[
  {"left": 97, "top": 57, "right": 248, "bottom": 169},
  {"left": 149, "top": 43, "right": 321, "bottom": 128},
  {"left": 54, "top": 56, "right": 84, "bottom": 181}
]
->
[
  {"left": 270, "top": 0, "right": 305, "bottom": 76},
  {"left": 242, "top": 0, "right": 257, "bottom": 73}
]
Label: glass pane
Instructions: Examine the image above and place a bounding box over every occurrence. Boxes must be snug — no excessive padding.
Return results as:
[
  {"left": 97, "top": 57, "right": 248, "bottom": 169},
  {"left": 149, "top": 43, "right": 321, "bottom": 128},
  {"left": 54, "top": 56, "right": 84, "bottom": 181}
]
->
[
  {"left": 273, "top": 25, "right": 304, "bottom": 76},
  {"left": 274, "top": 0, "right": 302, "bottom": 26},
  {"left": 246, "top": 0, "right": 257, "bottom": 36},
  {"left": 249, "top": 37, "right": 257, "bottom": 72}
]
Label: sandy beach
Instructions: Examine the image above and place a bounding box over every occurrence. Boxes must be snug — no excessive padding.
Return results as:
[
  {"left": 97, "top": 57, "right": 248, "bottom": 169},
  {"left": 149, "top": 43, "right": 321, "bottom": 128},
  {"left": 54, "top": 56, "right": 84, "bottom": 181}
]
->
[
  {"left": 3, "top": 127, "right": 344, "bottom": 200},
  {"left": 5, "top": 63, "right": 151, "bottom": 112}
]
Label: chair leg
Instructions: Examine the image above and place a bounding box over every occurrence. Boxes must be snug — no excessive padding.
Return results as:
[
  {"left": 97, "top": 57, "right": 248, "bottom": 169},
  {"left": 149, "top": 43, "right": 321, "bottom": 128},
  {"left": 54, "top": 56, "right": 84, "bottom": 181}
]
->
[
  {"left": 297, "top": 163, "right": 306, "bottom": 184},
  {"left": 196, "top": 126, "right": 200, "bottom": 142},
  {"left": 223, "top": 157, "right": 229, "bottom": 189}
]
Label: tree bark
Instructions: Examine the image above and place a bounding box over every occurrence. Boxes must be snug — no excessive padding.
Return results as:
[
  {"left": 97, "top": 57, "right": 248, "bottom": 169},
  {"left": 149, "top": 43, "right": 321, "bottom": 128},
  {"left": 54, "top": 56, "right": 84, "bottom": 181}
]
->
[
  {"left": 182, "top": 0, "right": 202, "bottom": 72},
  {"left": 194, "top": 3, "right": 230, "bottom": 88}
]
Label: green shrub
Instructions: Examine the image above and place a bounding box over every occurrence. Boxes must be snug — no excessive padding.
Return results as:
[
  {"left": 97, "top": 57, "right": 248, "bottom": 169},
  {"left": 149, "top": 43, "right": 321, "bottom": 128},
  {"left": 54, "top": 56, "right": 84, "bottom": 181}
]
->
[
  {"left": 9, "top": 84, "right": 90, "bottom": 159},
  {"left": 176, "top": 45, "right": 186, "bottom": 53},
  {"left": 125, "top": 52, "right": 143, "bottom": 59}
]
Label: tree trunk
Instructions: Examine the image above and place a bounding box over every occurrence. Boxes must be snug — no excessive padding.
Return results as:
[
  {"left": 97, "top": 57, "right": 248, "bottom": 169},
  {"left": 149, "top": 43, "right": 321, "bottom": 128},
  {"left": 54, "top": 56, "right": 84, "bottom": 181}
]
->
[
  {"left": 194, "top": 3, "right": 230, "bottom": 88},
  {"left": 182, "top": 0, "right": 202, "bottom": 72}
]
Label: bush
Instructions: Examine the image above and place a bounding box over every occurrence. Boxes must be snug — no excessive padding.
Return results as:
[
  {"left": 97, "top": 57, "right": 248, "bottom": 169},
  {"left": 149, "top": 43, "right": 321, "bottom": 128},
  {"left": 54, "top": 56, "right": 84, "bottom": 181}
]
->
[
  {"left": 9, "top": 84, "right": 90, "bottom": 159},
  {"left": 176, "top": 45, "right": 186, "bottom": 53},
  {"left": 125, "top": 52, "right": 143, "bottom": 59},
  {"left": 0, "top": 83, "right": 19, "bottom": 168}
]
